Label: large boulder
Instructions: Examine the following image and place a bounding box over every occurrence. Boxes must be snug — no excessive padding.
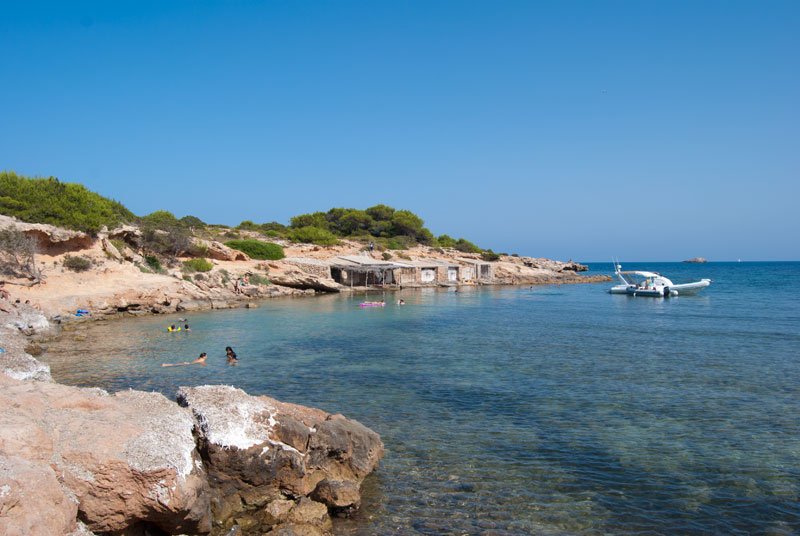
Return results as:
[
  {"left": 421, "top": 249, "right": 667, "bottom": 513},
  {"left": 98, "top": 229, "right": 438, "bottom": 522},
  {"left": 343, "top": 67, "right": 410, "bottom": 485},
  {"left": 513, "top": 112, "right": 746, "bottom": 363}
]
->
[
  {"left": 0, "top": 455, "right": 79, "bottom": 536},
  {"left": 176, "top": 385, "right": 383, "bottom": 533},
  {"left": 193, "top": 239, "right": 249, "bottom": 262},
  {"left": 0, "top": 375, "right": 212, "bottom": 535}
]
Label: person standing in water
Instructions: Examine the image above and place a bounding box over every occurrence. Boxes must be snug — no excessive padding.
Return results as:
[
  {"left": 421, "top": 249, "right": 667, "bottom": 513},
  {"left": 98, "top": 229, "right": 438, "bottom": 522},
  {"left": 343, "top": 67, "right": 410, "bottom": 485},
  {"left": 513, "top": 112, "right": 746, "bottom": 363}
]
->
[{"left": 226, "top": 346, "right": 238, "bottom": 363}]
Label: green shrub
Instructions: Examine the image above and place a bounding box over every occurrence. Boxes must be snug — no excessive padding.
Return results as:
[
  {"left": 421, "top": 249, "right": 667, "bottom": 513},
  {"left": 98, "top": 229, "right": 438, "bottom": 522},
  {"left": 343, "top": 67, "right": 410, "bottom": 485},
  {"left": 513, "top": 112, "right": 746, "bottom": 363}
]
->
[
  {"left": 237, "top": 220, "right": 260, "bottom": 231},
  {"left": 145, "top": 255, "right": 162, "bottom": 271},
  {"left": 248, "top": 273, "right": 270, "bottom": 286},
  {"left": 455, "top": 238, "right": 482, "bottom": 253},
  {"left": 481, "top": 250, "right": 501, "bottom": 262},
  {"left": 179, "top": 215, "right": 206, "bottom": 229},
  {"left": 382, "top": 252, "right": 392, "bottom": 260},
  {"left": 260, "top": 221, "right": 287, "bottom": 233},
  {"left": 218, "top": 268, "right": 231, "bottom": 284},
  {"left": 0, "top": 171, "right": 135, "bottom": 234},
  {"left": 288, "top": 226, "right": 339, "bottom": 246},
  {"left": 437, "top": 234, "right": 456, "bottom": 248},
  {"left": 225, "top": 239, "right": 285, "bottom": 260},
  {"left": 63, "top": 255, "right": 92, "bottom": 272},
  {"left": 193, "top": 272, "right": 207, "bottom": 281},
  {"left": 182, "top": 258, "right": 213, "bottom": 273},
  {"left": 386, "top": 236, "right": 413, "bottom": 250}
]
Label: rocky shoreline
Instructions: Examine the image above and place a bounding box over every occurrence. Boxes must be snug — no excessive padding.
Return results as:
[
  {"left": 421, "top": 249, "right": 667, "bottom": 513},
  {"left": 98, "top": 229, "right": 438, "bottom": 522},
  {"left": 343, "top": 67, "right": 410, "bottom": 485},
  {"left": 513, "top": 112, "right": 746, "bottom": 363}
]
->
[
  {"left": 1, "top": 216, "right": 609, "bottom": 535},
  {"left": 0, "top": 304, "right": 384, "bottom": 536}
]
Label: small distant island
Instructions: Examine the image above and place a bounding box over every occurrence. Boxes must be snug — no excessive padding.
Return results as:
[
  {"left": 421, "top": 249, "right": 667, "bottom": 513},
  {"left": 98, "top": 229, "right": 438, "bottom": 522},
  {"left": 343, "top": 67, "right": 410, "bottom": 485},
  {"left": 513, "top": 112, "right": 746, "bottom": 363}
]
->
[{"left": 683, "top": 257, "right": 708, "bottom": 263}]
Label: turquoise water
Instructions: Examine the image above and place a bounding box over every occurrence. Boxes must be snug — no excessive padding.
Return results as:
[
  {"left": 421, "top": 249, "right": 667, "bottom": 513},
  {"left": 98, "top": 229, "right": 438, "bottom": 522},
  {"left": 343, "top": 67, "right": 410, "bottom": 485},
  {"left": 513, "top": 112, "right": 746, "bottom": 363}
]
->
[{"left": 43, "top": 262, "right": 800, "bottom": 535}]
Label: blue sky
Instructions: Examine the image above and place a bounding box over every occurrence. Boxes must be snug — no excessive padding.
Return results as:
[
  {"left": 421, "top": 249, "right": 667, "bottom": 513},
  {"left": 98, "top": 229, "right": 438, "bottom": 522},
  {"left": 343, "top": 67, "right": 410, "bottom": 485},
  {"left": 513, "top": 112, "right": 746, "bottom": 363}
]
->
[{"left": 1, "top": 1, "right": 798, "bottom": 261}]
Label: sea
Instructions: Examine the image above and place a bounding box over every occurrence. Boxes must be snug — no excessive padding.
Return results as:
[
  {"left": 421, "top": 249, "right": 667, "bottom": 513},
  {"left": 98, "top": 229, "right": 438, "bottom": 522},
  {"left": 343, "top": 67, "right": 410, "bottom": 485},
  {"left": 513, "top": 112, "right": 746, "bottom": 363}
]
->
[{"left": 42, "top": 262, "right": 800, "bottom": 535}]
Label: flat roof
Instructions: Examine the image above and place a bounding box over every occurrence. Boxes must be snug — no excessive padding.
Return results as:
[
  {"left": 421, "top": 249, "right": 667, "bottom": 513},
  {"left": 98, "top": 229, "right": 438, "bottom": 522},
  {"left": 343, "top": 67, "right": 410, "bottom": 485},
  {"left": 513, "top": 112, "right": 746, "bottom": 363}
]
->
[{"left": 283, "top": 257, "right": 332, "bottom": 267}]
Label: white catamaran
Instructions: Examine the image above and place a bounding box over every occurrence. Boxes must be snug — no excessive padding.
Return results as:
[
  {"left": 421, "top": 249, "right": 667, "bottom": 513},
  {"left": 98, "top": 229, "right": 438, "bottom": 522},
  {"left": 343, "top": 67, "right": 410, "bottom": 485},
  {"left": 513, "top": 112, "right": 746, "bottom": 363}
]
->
[{"left": 609, "top": 261, "right": 711, "bottom": 297}]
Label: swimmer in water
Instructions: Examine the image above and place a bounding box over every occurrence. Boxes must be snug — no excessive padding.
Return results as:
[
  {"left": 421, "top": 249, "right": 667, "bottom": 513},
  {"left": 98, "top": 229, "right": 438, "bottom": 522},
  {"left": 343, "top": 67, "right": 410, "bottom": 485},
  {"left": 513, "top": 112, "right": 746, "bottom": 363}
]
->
[{"left": 161, "top": 352, "right": 207, "bottom": 367}]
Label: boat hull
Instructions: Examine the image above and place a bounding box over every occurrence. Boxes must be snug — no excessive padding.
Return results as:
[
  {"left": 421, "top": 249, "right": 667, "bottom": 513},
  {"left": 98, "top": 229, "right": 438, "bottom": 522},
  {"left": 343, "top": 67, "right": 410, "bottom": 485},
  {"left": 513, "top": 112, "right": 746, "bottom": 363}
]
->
[{"left": 670, "top": 279, "right": 711, "bottom": 295}]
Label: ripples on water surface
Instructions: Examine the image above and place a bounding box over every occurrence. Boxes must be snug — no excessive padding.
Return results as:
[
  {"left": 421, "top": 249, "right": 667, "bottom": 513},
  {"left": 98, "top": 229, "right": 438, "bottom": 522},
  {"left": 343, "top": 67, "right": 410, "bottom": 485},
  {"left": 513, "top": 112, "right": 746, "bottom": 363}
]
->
[{"left": 43, "top": 262, "right": 800, "bottom": 535}]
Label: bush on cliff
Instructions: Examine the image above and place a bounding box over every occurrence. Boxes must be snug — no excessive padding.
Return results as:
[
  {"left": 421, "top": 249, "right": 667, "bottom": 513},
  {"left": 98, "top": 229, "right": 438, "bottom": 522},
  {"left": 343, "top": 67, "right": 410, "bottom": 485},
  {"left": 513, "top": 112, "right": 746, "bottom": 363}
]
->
[
  {"left": 288, "top": 226, "right": 339, "bottom": 246},
  {"left": 63, "top": 254, "right": 93, "bottom": 272},
  {"left": 288, "top": 205, "right": 435, "bottom": 245},
  {"left": 182, "top": 258, "right": 213, "bottom": 273},
  {"left": 455, "top": 238, "right": 482, "bottom": 253},
  {"left": 224, "top": 239, "right": 285, "bottom": 260},
  {"left": 140, "top": 210, "right": 192, "bottom": 258},
  {"left": 0, "top": 171, "right": 135, "bottom": 234}
]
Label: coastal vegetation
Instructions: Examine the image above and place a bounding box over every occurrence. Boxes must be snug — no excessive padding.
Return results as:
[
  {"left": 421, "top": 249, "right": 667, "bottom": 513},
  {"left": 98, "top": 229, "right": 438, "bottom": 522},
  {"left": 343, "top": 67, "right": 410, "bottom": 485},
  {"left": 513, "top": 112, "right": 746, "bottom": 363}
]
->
[
  {"left": 224, "top": 239, "right": 285, "bottom": 260},
  {"left": 0, "top": 172, "right": 493, "bottom": 255},
  {"left": 181, "top": 258, "right": 214, "bottom": 273},
  {"left": 62, "top": 254, "right": 93, "bottom": 272},
  {"left": 0, "top": 171, "right": 134, "bottom": 234}
]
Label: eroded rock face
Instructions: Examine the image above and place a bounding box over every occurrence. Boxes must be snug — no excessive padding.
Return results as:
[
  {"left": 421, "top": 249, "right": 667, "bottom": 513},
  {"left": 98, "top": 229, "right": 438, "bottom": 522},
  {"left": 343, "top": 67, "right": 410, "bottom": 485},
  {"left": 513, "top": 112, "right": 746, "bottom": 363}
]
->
[
  {"left": 269, "top": 268, "right": 341, "bottom": 293},
  {"left": 177, "top": 385, "right": 383, "bottom": 534},
  {"left": 0, "top": 214, "right": 95, "bottom": 254},
  {"left": 0, "top": 375, "right": 212, "bottom": 535}
]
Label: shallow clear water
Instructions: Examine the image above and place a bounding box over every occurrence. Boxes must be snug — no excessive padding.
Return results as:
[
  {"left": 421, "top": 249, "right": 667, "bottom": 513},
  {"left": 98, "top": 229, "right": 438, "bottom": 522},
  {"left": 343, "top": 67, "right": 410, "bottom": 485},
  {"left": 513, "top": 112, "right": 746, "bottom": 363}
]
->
[{"left": 43, "top": 262, "right": 800, "bottom": 535}]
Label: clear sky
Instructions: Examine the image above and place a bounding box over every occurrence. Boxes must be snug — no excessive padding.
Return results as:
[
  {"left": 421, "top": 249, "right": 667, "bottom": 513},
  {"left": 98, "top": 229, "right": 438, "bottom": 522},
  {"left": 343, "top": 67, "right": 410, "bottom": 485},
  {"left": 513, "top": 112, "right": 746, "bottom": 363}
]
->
[{"left": 1, "top": 1, "right": 798, "bottom": 261}]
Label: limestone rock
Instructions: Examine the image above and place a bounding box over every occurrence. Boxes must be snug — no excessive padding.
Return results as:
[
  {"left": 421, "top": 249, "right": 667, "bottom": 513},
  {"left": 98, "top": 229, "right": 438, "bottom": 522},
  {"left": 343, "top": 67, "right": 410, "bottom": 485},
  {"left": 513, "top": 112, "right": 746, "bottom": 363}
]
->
[
  {"left": 265, "top": 523, "right": 327, "bottom": 536},
  {"left": 0, "top": 214, "right": 95, "bottom": 254},
  {"left": 0, "top": 455, "right": 78, "bottom": 536},
  {"left": 286, "top": 497, "right": 331, "bottom": 530},
  {"left": 0, "top": 375, "right": 212, "bottom": 535},
  {"left": 193, "top": 238, "right": 249, "bottom": 262},
  {"left": 108, "top": 225, "right": 142, "bottom": 243},
  {"left": 176, "top": 385, "right": 383, "bottom": 530},
  {"left": 100, "top": 237, "right": 123, "bottom": 262},
  {"left": 270, "top": 267, "right": 341, "bottom": 293},
  {"left": 561, "top": 260, "right": 588, "bottom": 272},
  {"left": 684, "top": 257, "right": 708, "bottom": 263},
  {"left": 311, "top": 478, "right": 361, "bottom": 513},
  {"left": 0, "top": 308, "right": 53, "bottom": 381}
]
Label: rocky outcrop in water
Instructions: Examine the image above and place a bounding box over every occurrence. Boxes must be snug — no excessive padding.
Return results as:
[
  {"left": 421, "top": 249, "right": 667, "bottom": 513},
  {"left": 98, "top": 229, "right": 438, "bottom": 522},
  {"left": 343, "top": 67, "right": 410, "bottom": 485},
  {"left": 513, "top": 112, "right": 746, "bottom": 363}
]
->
[
  {"left": 683, "top": 257, "right": 707, "bottom": 263},
  {"left": 177, "top": 385, "right": 384, "bottom": 534}
]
